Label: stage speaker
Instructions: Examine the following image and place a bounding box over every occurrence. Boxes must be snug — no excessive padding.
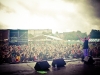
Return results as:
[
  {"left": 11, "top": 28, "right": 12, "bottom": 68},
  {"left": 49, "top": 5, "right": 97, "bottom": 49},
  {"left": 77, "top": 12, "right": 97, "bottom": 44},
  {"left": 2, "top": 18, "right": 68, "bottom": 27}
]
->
[
  {"left": 34, "top": 61, "right": 50, "bottom": 71},
  {"left": 84, "top": 56, "right": 95, "bottom": 64},
  {"left": 52, "top": 58, "right": 66, "bottom": 67}
]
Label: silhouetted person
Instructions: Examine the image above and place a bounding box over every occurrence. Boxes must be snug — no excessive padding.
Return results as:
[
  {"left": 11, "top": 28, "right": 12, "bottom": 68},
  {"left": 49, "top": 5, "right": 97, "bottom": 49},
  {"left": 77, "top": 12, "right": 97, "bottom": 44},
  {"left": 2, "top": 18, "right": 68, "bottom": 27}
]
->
[{"left": 77, "top": 34, "right": 90, "bottom": 61}]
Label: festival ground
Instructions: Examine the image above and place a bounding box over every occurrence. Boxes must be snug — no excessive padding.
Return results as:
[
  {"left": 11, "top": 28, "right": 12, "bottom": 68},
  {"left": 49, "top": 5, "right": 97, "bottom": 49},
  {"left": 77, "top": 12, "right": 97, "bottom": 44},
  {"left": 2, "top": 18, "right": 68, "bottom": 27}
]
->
[{"left": 0, "top": 58, "right": 100, "bottom": 75}]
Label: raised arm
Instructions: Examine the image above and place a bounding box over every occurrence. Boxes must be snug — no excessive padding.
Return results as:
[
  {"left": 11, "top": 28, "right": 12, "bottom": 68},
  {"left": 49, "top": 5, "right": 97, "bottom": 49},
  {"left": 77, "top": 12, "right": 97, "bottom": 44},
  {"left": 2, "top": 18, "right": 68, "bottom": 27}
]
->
[
  {"left": 87, "top": 35, "right": 90, "bottom": 40},
  {"left": 76, "top": 34, "right": 84, "bottom": 42}
]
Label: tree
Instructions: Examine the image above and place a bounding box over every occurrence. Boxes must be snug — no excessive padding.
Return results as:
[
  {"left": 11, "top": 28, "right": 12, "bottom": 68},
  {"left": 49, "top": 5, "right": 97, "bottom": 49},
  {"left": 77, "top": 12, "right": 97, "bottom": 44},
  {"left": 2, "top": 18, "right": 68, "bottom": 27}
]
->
[
  {"left": 63, "top": 31, "right": 87, "bottom": 40},
  {"left": 28, "top": 34, "right": 34, "bottom": 39},
  {"left": 42, "top": 32, "right": 52, "bottom": 35}
]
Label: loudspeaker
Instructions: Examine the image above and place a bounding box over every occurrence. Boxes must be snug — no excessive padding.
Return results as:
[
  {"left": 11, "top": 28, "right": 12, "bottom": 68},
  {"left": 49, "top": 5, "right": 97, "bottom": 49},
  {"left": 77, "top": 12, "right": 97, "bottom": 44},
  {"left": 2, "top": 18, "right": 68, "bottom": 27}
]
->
[
  {"left": 52, "top": 58, "right": 66, "bottom": 67},
  {"left": 34, "top": 61, "right": 50, "bottom": 71},
  {"left": 84, "top": 56, "right": 95, "bottom": 64}
]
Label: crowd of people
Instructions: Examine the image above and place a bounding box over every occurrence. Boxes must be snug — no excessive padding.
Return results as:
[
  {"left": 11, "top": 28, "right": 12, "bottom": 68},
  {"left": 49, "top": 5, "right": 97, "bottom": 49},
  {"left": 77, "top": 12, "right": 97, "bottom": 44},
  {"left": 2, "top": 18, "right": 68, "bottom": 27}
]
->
[{"left": 0, "top": 41, "right": 100, "bottom": 64}]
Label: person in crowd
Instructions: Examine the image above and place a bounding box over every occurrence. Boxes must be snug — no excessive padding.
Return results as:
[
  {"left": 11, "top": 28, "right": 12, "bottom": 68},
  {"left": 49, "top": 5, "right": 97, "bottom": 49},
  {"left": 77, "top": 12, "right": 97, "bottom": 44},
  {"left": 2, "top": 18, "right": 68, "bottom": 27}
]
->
[
  {"left": 1, "top": 40, "right": 99, "bottom": 64},
  {"left": 16, "top": 51, "right": 20, "bottom": 63}
]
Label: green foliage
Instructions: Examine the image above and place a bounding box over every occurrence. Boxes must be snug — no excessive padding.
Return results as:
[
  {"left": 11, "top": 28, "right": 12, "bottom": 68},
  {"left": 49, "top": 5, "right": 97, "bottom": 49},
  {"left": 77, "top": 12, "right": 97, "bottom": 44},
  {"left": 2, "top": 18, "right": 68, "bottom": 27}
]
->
[
  {"left": 28, "top": 34, "right": 34, "bottom": 39},
  {"left": 42, "top": 32, "right": 52, "bottom": 35},
  {"left": 63, "top": 31, "right": 87, "bottom": 40}
]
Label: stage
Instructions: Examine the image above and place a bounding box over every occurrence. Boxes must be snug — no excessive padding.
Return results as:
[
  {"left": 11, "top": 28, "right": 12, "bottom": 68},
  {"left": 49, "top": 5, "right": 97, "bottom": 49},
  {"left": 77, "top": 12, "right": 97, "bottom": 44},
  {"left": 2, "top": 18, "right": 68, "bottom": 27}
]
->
[{"left": 0, "top": 58, "right": 100, "bottom": 75}]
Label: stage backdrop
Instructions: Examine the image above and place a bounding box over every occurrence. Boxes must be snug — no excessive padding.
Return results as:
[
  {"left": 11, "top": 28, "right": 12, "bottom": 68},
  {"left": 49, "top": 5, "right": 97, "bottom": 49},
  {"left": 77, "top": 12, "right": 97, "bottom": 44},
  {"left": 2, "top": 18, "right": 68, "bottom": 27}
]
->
[{"left": 9, "top": 29, "right": 28, "bottom": 45}]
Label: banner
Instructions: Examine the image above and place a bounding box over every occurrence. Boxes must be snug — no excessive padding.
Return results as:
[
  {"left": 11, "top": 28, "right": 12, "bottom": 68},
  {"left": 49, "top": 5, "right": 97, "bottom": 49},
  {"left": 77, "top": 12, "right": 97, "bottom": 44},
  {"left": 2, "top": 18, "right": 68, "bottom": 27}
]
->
[
  {"left": 9, "top": 30, "right": 18, "bottom": 45},
  {"left": 9, "top": 30, "right": 28, "bottom": 45}
]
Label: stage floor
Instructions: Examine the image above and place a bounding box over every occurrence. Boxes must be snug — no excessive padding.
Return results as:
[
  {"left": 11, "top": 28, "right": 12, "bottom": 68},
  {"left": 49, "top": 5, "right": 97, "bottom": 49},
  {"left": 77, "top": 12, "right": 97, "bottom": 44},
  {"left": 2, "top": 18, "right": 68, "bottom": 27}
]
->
[{"left": 0, "top": 58, "right": 100, "bottom": 75}]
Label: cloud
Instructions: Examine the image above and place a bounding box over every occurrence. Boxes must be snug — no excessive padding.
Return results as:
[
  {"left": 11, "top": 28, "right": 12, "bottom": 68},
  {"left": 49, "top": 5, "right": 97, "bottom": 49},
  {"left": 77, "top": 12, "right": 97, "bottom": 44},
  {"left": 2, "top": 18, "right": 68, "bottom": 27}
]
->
[
  {"left": 89, "top": 0, "right": 100, "bottom": 17},
  {"left": 0, "top": 0, "right": 100, "bottom": 34},
  {"left": 17, "top": 1, "right": 37, "bottom": 14},
  {"left": 0, "top": 22, "right": 8, "bottom": 29},
  {"left": 63, "top": 0, "right": 100, "bottom": 30},
  {"left": 0, "top": 2, "right": 16, "bottom": 13}
]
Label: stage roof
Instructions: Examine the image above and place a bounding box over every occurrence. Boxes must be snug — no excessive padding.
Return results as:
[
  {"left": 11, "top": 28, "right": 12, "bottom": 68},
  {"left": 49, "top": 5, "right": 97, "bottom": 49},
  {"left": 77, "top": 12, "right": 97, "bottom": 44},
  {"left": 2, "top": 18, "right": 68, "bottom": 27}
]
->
[{"left": 32, "top": 35, "right": 63, "bottom": 41}]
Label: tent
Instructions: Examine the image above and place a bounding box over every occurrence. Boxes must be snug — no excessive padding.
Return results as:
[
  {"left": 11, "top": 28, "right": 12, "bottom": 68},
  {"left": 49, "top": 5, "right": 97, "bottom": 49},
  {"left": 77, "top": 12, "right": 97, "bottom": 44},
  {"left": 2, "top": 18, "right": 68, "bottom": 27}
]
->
[{"left": 32, "top": 34, "right": 63, "bottom": 41}]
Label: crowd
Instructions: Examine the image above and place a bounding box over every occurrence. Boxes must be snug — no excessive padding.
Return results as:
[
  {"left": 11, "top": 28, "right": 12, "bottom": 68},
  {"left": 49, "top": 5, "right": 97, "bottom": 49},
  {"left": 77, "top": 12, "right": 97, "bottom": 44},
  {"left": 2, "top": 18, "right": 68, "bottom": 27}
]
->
[{"left": 0, "top": 41, "right": 100, "bottom": 64}]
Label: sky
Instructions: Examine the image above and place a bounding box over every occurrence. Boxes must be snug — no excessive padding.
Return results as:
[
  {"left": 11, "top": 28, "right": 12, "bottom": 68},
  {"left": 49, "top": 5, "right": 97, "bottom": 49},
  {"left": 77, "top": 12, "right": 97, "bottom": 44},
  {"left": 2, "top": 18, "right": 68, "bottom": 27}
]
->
[{"left": 0, "top": 0, "right": 100, "bottom": 34}]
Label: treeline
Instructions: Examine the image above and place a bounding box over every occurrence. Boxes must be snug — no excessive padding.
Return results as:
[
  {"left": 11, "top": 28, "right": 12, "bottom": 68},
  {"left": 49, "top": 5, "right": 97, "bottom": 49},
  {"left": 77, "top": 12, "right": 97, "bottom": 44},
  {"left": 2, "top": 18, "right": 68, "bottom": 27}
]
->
[
  {"left": 56, "top": 29, "right": 100, "bottom": 40},
  {"left": 28, "top": 29, "right": 100, "bottom": 40},
  {"left": 62, "top": 31, "right": 87, "bottom": 40}
]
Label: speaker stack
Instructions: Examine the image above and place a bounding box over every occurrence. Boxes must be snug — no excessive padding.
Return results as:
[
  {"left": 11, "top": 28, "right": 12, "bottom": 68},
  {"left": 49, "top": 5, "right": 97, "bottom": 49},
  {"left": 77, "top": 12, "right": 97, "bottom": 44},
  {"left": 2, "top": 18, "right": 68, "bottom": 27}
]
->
[
  {"left": 34, "top": 58, "right": 66, "bottom": 71},
  {"left": 84, "top": 56, "right": 95, "bottom": 65},
  {"left": 52, "top": 58, "right": 66, "bottom": 67},
  {"left": 34, "top": 60, "right": 50, "bottom": 71}
]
